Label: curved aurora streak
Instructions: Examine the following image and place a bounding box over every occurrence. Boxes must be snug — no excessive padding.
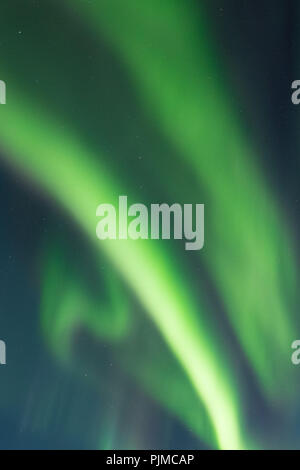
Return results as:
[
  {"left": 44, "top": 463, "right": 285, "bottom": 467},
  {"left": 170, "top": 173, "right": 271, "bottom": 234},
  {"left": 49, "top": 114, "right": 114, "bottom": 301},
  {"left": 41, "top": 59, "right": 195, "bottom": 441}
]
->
[
  {"left": 0, "top": 80, "right": 243, "bottom": 450},
  {"left": 0, "top": 0, "right": 298, "bottom": 451},
  {"left": 68, "top": 0, "right": 298, "bottom": 398}
]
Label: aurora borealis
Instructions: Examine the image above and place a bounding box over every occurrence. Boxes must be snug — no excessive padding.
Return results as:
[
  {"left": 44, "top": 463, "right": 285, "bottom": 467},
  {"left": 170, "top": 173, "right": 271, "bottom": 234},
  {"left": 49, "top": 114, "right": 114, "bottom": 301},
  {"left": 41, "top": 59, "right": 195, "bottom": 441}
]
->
[{"left": 0, "top": 0, "right": 300, "bottom": 450}]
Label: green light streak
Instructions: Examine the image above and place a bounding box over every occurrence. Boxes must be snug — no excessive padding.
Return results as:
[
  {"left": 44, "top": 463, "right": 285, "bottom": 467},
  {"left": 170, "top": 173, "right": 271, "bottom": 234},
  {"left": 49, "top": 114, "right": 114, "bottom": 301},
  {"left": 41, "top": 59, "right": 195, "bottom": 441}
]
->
[
  {"left": 0, "top": 83, "right": 243, "bottom": 449},
  {"left": 41, "top": 240, "right": 132, "bottom": 355},
  {"left": 68, "top": 0, "right": 298, "bottom": 400}
]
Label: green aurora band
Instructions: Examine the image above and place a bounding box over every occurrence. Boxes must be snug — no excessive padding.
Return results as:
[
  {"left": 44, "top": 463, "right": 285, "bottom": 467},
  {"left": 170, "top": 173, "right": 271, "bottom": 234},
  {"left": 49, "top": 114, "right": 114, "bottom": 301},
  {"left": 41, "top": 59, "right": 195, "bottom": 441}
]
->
[
  {"left": 67, "top": 0, "right": 298, "bottom": 397},
  {"left": 0, "top": 79, "right": 243, "bottom": 450},
  {"left": 0, "top": 0, "right": 298, "bottom": 450}
]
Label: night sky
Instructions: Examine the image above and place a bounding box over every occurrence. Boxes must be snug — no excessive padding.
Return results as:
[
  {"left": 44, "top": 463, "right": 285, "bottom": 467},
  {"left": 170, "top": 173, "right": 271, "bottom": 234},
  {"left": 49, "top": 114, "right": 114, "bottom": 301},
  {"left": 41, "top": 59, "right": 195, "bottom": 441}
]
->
[{"left": 0, "top": 0, "right": 300, "bottom": 450}]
